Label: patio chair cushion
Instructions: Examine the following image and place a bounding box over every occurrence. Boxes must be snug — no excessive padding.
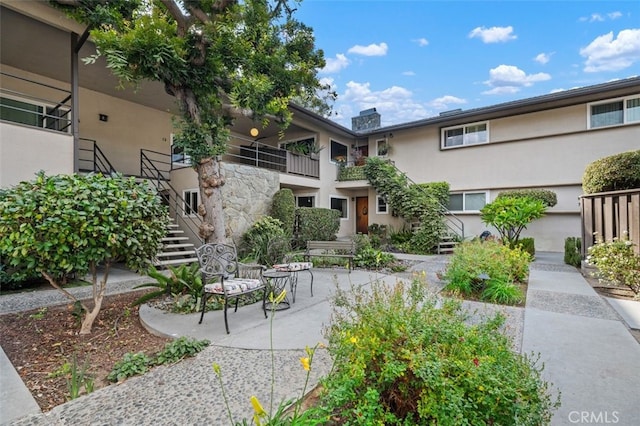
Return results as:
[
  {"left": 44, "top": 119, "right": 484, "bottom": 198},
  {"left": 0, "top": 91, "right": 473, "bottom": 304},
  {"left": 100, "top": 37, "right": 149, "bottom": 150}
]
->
[
  {"left": 204, "top": 278, "right": 263, "bottom": 295},
  {"left": 272, "top": 262, "right": 313, "bottom": 272}
]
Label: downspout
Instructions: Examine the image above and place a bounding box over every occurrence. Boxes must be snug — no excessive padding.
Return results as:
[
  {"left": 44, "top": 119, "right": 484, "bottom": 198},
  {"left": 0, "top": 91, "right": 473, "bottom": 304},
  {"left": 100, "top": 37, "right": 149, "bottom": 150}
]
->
[{"left": 71, "top": 27, "right": 91, "bottom": 173}]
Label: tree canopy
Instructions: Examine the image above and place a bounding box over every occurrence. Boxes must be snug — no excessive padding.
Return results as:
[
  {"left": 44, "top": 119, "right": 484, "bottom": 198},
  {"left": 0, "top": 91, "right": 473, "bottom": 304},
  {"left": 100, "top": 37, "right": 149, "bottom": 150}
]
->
[{"left": 54, "top": 0, "right": 330, "bottom": 242}]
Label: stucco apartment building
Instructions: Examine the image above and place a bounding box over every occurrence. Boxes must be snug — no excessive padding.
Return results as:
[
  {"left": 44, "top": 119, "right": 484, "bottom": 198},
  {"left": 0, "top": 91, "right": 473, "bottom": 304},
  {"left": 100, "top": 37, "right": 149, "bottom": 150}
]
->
[{"left": 2, "top": 1, "right": 639, "bottom": 252}]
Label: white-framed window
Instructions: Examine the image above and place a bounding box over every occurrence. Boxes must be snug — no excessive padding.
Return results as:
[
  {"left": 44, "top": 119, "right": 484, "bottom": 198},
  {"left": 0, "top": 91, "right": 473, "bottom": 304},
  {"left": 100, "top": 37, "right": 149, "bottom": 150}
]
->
[
  {"left": 183, "top": 189, "right": 199, "bottom": 216},
  {"left": 0, "top": 96, "right": 71, "bottom": 133},
  {"left": 171, "top": 134, "right": 191, "bottom": 167},
  {"left": 376, "top": 138, "right": 389, "bottom": 156},
  {"left": 447, "top": 191, "right": 488, "bottom": 212},
  {"left": 330, "top": 196, "right": 348, "bottom": 219},
  {"left": 330, "top": 139, "right": 348, "bottom": 163},
  {"left": 588, "top": 95, "right": 640, "bottom": 129},
  {"left": 295, "top": 195, "right": 315, "bottom": 208},
  {"left": 441, "top": 121, "right": 489, "bottom": 148},
  {"left": 376, "top": 196, "right": 388, "bottom": 214}
]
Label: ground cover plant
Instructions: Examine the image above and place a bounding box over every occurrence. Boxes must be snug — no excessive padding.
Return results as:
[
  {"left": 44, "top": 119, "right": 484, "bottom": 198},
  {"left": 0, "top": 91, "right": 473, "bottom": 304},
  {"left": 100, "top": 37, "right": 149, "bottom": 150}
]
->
[
  {"left": 0, "top": 291, "right": 172, "bottom": 410},
  {"left": 443, "top": 240, "right": 531, "bottom": 305},
  {"left": 319, "top": 276, "right": 559, "bottom": 424}
]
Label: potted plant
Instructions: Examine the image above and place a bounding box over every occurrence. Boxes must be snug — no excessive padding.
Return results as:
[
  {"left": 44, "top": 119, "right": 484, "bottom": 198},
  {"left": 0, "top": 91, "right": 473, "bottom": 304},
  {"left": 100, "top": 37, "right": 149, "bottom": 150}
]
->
[{"left": 309, "top": 142, "right": 324, "bottom": 160}]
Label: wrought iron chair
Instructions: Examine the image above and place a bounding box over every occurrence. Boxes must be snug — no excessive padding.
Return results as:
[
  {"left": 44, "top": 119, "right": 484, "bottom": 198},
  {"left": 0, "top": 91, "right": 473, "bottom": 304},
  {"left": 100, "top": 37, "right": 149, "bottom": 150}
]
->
[
  {"left": 267, "top": 237, "right": 313, "bottom": 303},
  {"left": 196, "top": 243, "right": 267, "bottom": 334}
]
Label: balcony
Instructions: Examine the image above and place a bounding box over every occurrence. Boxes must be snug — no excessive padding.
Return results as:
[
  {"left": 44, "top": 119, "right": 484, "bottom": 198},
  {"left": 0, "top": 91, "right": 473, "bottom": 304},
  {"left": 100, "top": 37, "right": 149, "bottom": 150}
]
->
[
  {"left": 337, "top": 161, "right": 367, "bottom": 181},
  {"left": 224, "top": 140, "right": 319, "bottom": 179}
]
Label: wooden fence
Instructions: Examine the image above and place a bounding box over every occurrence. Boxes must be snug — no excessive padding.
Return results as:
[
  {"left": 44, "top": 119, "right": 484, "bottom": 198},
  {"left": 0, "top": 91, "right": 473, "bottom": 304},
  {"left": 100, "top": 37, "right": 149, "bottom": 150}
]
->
[{"left": 580, "top": 188, "right": 640, "bottom": 257}]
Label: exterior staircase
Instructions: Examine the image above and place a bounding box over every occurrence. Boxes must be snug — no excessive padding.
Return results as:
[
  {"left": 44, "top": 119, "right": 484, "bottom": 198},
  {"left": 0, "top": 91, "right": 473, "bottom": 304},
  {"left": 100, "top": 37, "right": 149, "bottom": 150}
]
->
[
  {"left": 437, "top": 234, "right": 459, "bottom": 255},
  {"left": 154, "top": 220, "right": 199, "bottom": 268}
]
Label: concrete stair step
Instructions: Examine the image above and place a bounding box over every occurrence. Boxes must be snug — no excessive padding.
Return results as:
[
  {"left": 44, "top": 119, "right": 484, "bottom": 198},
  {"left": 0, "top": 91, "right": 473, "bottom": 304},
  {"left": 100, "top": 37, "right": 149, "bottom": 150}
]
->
[
  {"left": 154, "top": 257, "right": 199, "bottom": 266},
  {"left": 155, "top": 250, "right": 196, "bottom": 258},
  {"left": 163, "top": 243, "right": 195, "bottom": 249}
]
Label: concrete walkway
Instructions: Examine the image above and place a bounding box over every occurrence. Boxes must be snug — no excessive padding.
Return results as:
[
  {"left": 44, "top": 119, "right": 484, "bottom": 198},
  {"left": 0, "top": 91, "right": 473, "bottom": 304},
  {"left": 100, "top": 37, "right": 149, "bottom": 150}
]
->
[{"left": 1, "top": 254, "right": 639, "bottom": 425}]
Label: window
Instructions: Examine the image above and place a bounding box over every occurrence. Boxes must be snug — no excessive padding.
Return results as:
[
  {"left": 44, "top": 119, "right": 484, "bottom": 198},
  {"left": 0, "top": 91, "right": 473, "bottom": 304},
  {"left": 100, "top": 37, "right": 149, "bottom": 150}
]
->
[
  {"left": 171, "top": 136, "right": 191, "bottom": 167},
  {"left": 330, "top": 196, "right": 348, "bottom": 219},
  {"left": 331, "top": 140, "right": 348, "bottom": 163},
  {"left": 442, "top": 122, "right": 488, "bottom": 148},
  {"left": 376, "top": 196, "right": 388, "bottom": 214},
  {"left": 589, "top": 95, "right": 640, "bottom": 128},
  {"left": 376, "top": 139, "right": 389, "bottom": 156},
  {"left": 296, "top": 195, "right": 315, "bottom": 208},
  {"left": 447, "top": 192, "right": 487, "bottom": 212},
  {"left": 183, "top": 189, "right": 199, "bottom": 216},
  {"left": 0, "top": 96, "right": 70, "bottom": 133}
]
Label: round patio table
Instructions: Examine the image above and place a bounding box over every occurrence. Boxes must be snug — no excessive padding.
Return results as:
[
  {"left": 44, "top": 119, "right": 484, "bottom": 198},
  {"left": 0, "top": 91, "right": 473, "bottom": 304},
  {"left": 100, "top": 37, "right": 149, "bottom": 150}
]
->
[{"left": 263, "top": 270, "right": 291, "bottom": 311}]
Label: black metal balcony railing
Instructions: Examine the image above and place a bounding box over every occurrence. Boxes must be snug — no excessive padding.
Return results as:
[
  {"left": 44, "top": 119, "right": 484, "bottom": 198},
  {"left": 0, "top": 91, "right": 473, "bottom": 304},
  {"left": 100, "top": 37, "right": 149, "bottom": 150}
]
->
[
  {"left": 78, "top": 138, "right": 117, "bottom": 175},
  {"left": 0, "top": 72, "right": 72, "bottom": 133}
]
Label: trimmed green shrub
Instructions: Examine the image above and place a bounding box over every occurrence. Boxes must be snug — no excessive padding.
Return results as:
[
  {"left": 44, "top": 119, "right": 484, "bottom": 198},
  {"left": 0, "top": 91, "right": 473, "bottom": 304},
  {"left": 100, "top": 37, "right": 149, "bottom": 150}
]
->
[
  {"left": 564, "top": 237, "right": 582, "bottom": 268},
  {"left": 519, "top": 237, "right": 536, "bottom": 257},
  {"left": 320, "top": 277, "right": 559, "bottom": 424},
  {"left": 241, "top": 216, "right": 286, "bottom": 265},
  {"left": 0, "top": 172, "right": 168, "bottom": 334},
  {"left": 337, "top": 165, "right": 367, "bottom": 181},
  {"left": 443, "top": 240, "right": 531, "bottom": 305},
  {"left": 294, "top": 207, "right": 340, "bottom": 245},
  {"left": 415, "top": 181, "right": 450, "bottom": 206},
  {"left": 497, "top": 189, "right": 557, "bottom": 207},
  {"left": 582, "top": 150, "right": 640, "bottom": 194},
  {"left": 270, "top": 189, "right": 295, "bottom": 237}
]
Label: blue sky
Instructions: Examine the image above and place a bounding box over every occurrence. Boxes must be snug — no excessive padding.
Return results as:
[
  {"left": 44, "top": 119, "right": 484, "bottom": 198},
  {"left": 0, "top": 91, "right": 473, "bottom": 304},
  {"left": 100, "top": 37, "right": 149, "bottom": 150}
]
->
[{"left": 294, "top": 0, "right": 640, "bottom": 128}]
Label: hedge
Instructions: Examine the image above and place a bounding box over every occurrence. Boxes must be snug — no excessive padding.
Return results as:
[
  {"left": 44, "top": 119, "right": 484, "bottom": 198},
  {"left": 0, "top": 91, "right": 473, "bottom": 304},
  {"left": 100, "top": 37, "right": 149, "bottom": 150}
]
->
[
  {"left": 582, "top": 150, "right": 640, "bottom": 194},
  {"left": 294, "top": 207, "right": 340, "bottom": 245},
  {"left": 496, "top": 189, "right": 557, "bottom": 207}
]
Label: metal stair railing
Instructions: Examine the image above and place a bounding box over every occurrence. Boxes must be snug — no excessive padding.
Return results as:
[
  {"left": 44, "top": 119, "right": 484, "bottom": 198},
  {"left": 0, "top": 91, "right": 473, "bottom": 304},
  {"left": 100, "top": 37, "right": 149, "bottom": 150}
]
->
[
  {"left": 140, "top": 149, "right": 203, "bottom": 244},
  {"left": 386, "top": 161, "right": 465, "bottom": 240},
  {"left": 78, "top": 138, "right": 117, "bottom": 175}
]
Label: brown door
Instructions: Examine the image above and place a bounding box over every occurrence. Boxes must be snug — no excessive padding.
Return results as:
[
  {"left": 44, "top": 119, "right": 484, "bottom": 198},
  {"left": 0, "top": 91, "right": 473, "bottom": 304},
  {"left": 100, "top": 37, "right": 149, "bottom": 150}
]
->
[{"left": 356, "top": 196, "right": 369, "bottom": 234}]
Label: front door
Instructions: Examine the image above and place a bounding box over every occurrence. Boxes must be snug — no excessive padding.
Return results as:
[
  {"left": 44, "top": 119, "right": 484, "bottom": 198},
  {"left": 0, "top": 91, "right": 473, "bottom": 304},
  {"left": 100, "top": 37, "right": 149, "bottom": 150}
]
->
[{"left": 356, "top": 196, "right": 369, "bottom": 234}]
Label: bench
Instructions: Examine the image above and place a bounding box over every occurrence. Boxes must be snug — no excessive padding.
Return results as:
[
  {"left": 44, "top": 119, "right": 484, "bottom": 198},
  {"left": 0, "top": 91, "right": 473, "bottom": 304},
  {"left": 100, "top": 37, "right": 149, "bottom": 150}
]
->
[
  {"left": 196, "top": 243, "right": 267, "bottom": 334},
  {"left": 304, "top": 240, "right": 356, "bottom": 272}
]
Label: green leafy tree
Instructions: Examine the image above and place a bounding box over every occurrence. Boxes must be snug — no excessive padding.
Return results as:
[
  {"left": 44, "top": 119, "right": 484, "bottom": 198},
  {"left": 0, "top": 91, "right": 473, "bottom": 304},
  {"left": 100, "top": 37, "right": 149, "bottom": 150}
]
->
[
  {"left": 0, "top": 173, "right": 168, "bottom": 334},
  {"left": 480, "top": 197, "right": 546, "bottom": 248},
  {"left": 53, "top": 0, "right": 328, "bottom": 243}
]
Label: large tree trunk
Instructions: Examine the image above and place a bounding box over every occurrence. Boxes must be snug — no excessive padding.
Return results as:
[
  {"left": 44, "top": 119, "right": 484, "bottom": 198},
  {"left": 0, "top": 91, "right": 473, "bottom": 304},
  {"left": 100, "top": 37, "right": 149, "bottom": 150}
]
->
[{"left": 196, "top": 157, "right": 226, "bottom": 243}]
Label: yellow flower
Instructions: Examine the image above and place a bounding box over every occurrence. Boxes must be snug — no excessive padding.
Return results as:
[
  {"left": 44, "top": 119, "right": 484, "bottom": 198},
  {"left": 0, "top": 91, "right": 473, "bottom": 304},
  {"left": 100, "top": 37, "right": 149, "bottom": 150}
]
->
[
  {"left": 300, "top": 357, "right": 310, "bottom": 371},
  {"left": 269, "top": 290, "right": 287, "bottom": 304},
  {"left": 350, "top": 336, "right": 358, "bottom": 344},
  {"left": 212, "top": 363, "right": 221, "bottom": 375},
  {"left": 250, "top": 395, "right": 266, "bottom": 416}
]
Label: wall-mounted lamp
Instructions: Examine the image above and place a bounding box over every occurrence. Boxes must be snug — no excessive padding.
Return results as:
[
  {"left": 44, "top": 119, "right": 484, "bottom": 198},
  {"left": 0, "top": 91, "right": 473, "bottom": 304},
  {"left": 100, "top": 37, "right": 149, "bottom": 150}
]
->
[
  {"left": 99, "top": 114, "right": 108, "bottom": 122},
  {"left": 250, "top": 127, "right": 259, "bottom": 138},
  {"left": 351, "top": 197, "right": 355, "bottom": 201}
]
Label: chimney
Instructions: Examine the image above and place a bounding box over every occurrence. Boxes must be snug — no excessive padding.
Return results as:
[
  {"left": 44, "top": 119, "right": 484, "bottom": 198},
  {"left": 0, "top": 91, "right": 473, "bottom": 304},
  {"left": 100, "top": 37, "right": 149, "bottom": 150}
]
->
[{"left": 351, "top": 108, "right": 381, "bottom": 131}]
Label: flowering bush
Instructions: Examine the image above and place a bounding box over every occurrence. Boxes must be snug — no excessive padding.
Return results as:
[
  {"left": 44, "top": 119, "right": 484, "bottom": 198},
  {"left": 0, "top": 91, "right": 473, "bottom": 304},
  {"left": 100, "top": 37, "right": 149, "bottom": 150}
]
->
[
  {"left": 319, "top": 276, "right": 559, "bottom": 424},
  {"left": 587, "top": 234, "right": 640, "bottom": 294}
]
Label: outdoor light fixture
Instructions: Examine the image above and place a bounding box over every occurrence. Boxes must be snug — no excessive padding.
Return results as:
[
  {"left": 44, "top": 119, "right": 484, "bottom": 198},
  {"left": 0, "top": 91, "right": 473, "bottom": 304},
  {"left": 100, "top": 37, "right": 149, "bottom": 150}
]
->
[
  {"left": 250, "top": 127, "right": 259, "bottom": 137},
  {"left": 99, "top": 114, "right": 108, "bottom": 122}
]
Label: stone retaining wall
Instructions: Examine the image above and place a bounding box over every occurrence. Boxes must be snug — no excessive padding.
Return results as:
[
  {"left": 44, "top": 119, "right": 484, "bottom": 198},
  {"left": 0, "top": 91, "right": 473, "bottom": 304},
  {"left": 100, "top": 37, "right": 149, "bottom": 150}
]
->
[{"left": 222, "top": 163, "right": 279, "bottom": 243}]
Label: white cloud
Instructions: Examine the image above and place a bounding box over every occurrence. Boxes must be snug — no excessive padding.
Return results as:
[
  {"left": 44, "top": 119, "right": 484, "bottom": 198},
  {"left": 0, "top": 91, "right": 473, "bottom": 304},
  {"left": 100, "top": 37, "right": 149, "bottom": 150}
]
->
[
  {"left": 468, "top": 26, "right": 517, "bottom": 43},
  {"left": 334, "top": 81, "right": 432, "bottom": 126},
  {"left": 321, "top": 53, "right": 349, "bottom": 74},
  {"left": 580, "top": 12, "right": 622, "bottom": 22},
  {"left": 429, "top": 95, "right": 467, "bottom": 110},
  {"left": 580, "top": 29, "right": 640, "bottom": 72},
  {"left": 483, "top": 64, "right": 551, "bottom": 94},
  {"left": 413, "top": 38, "right": 429, "bottom": 47},
  {"left": 534, "top": 52, "right": 553, "bottom": 64},
  {"left": 402, "top": 71, "right": 416, "bottom": 76},
  {"left": 347, "top": 42, "right": 388, "bottom": 56}
]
